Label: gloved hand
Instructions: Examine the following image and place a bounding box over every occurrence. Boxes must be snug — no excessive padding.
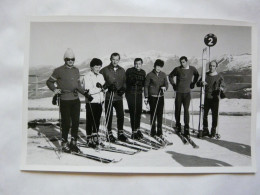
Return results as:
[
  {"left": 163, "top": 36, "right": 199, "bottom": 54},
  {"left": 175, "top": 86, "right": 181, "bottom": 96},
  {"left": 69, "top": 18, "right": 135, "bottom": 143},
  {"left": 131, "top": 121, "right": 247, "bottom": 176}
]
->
[
  {"left": 160, "top": 86, "right": 166, "bottom": 93},
  {"left": 117, "top": 87, "right": 126, "bottom": 96},
  {"left": 84, "top": 90, "right": 94, "bottom": 102},
  {"left": 220, "top": 90, "right": 226, "bottom": 99},
  {"left": 190, "top": 82, "right": 195, "bottom": 89},
  {"left": 52, "top": 94, "right": 59, "bottom": 105},
  {"left": 96, "top": 82, "right": 102, "bottom": 89},
  {"left": 172, "top": 84, "right": 177, "bottom": 91}
]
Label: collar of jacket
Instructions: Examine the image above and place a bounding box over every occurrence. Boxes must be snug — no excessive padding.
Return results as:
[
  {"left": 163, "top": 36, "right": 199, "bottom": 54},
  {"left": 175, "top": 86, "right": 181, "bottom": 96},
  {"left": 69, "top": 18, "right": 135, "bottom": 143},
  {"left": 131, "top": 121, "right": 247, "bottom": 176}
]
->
[
  {"left": 108, "top": 63, "right": 122, "bottom": 70},
  {"left": 64, "top": 64, "right": 76, "bottom": 69},
  {"left": 152, "top": 69, "right": 161, "bottom": 76}
]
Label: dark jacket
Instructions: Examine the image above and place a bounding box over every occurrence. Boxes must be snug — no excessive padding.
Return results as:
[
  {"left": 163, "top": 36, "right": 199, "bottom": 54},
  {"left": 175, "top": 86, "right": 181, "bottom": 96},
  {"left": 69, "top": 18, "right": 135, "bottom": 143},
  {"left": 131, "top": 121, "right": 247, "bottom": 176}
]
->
[
  {"left": 125, "top": 67, "right": 146, "bottom": 95},
  {"left": 144, "top": 69, "right": 168, "bottom": 97},
  {"left": 197, "top": 72, "right": 225, "bottom": 99},
  {"left": 100, "top": 64, "right": 126, "bottom": 101}
]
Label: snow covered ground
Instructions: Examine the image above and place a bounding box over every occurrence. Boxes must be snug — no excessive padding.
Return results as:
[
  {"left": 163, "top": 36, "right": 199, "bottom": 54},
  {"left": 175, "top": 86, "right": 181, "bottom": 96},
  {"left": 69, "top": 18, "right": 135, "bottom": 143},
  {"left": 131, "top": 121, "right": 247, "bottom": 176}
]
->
[{"left": 25, "top": 97, "right": 252, "bottom": 171}]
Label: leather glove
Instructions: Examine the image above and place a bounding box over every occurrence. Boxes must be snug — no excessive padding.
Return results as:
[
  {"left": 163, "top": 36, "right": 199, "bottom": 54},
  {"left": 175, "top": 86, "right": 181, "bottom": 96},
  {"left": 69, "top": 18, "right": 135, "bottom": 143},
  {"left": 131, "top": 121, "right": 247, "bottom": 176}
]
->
[
  {"left": 84, "top": 90, "right": 94, "bottom": 102},
  {"left": 190, "top": 82, "right": 195, "bottom": 89}
]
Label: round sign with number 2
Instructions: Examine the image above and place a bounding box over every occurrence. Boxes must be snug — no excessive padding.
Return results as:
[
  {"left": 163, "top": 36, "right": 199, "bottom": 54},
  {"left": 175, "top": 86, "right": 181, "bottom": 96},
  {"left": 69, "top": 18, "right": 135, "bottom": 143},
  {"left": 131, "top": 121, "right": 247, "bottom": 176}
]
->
[{"left": 204, "top": 33, "right": 217, "bottom": 47}]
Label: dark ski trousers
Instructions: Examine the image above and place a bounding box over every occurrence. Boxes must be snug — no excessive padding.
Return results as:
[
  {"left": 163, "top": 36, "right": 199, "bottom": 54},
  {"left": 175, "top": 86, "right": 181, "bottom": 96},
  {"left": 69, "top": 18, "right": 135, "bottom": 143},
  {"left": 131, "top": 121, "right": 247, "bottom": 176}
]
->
[
  {"left": 105, "top": 99, "right": 124, "bottom": 133},
  {"left": 60, "top": 99, "right": 81, "bottom": 142},
  {"left": 126, "top": 93, "right": 143, "bottom": 132},
  {"left": 149, "top": 96, "right": 164, "bottom": 136},
  {"left": 175, "top": 92, "right": 191, "bottom": 128},
  {"left": 85, "top": 103, "right": 102, "bottom": 136},
  {"left": 203, "top": 97, "right": 219, "bottom": 129}
]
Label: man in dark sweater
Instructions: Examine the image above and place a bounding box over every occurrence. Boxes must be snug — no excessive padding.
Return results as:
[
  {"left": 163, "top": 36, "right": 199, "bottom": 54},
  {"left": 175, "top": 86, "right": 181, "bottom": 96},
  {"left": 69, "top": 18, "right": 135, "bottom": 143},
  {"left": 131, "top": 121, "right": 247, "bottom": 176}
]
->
[
  {"left": 168, "top": 56, "right": 199, "bottom": 137},
  {"left": 196, "top": 60, "right": 225, "bottom": 138},
  {"left": 144, "top": 59, "right": 168, "bottom": 138},
  {"left": 125, "top": 58, "right": 146, "bottom": 140},
  {"left": 46, "top": 48, "right": 86, "bottom": 153},
  {"left": 100, "top": 53, "right": 127, "bottom": 142}
]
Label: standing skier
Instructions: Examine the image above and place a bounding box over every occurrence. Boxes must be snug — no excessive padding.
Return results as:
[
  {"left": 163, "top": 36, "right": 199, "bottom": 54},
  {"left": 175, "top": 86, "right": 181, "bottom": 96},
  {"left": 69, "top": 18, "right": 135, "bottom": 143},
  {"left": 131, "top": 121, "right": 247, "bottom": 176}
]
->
[
  {"left": 125, "top": 58, "right": 146, "bottom": 140},
  {"left": 46, "top": 48, "right": 85, "bottom": 153},
  {"left": 168, "top": 56, "right": 199, "bottom": 137},
  {"left": 100, "top": 53, "right": 127, "bottom": 142},
  {"left": 196, "top": 60, "right": 225, "bottom": 138},
  {"left": 83, "top": 58, "right": 105, "bottom": 147},
  {"left": 144, "top": 59, "right": 168, "bottom": 138}
]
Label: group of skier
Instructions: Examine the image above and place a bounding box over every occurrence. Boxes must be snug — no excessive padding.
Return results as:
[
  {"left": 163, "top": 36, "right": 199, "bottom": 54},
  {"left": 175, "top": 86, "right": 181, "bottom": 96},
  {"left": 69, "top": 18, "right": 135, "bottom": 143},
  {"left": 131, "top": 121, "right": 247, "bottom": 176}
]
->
[{"left": 46, "top": 48, "right": 225, "bottom": 153}]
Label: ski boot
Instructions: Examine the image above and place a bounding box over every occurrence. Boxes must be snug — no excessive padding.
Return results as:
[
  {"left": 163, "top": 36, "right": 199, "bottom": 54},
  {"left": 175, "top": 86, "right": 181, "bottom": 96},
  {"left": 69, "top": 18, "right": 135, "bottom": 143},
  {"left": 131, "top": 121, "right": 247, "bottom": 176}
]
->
[
  {"left": 106, "top": 132, "right": 116, "bottom": 143},
  {"left": 92, "top": 134, "right": 105, "bottom": 148},
  {"left": 70, "top": 139, "right": 81, "bottom": 153},
  {"left": 183, "top": 127, "right": 190, "bottom": 139},
  {"left": 61, "top": 140, "right": 71, "bottom": 153},
  {"left": 136, "top": 129, "right": 144, "bottom": 139},
  {"left": 210, "top": 127, "right": 216, "bottom": 138},
  {"left": 118, "top": 130, "right": 128, "bottom": 142},
  {"left": 131, "top": 130, "right": 139, "bottom": 140},
  {"left": 175, "top": 124, "right": 182, "bottom": 134},
  {"left": 86, "top": 135, "right": 96, "bottom": 148},
  {"left": 202, "top": 127, "right": 210, "bottom": 137}
]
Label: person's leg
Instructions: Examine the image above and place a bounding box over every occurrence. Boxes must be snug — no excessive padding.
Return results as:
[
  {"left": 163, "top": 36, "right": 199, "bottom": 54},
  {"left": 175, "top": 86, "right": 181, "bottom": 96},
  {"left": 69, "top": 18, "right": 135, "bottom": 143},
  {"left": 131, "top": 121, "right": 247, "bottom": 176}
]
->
[
  {"left": 211, "top": 98, "right": 219, "bottom": 137},
  {"left": 149, "top": 96, "right": 157, "bottom": 136},
  {"left": 126, "top": 93, "right": 135, "bottom": 131},
  {"left": 70, "top": 99, "right": 81, "bottom": 152},
  {"left": 85, "top": 103, "right": 94, "bottom": 137},
  {"left": 183, "top": 93, "right": 191, "bottom": 136},
  {"left": 60, "top": 100, "right": 71, "bottom": 142},
  {"left": 174, "top": 93, "right": 182, "bottom": 130},
  {"left": 114, "top": 100, "right": 124, "bottom": 131},
  {"left": 135, "top": 94, "right": 143, "bottom": 130},
  {"left": 203, "top": 98, "right": 210, "bottom": 129},
  {"left": 70, "top": 99, "right": 81, "bottom": 141},
  {"left": 94, "top": 103, "right": 103, "bottom": 134},
  {"left": 156, "top": 96, "right": 164, "bottom": 136}
]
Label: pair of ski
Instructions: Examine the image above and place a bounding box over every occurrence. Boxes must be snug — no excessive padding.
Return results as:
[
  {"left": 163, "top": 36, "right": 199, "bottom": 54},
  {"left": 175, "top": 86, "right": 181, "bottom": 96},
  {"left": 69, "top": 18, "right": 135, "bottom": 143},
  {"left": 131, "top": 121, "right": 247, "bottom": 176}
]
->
[
  {"left": 38, "top": 145, "right": 121, "bottom": 163},
  {"left": 174, "top": 128, "right": 199, "bottom": 149},
  {"left": 131, "top": 129, "right": 173, "bottom": 146},
  {"left": 78, "top": 142, "right": 140, "bottom": 155}
]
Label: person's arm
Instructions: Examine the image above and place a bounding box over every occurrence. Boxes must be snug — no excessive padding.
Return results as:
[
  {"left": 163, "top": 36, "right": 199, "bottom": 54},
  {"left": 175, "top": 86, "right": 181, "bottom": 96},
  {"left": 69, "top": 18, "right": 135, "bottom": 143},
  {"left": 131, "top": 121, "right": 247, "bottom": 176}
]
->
[
  {"left": 164, "top": 73, "right": 169, "bottom": 90},
  {"left": 144, "top": 73, "right": 150, "bottom": 98},
  {"left": 192, "top": 67, "right": 199, "bottom": 84},
  {"left": 219, "top": 75, "right": 225, "bottom": 91},
  {"left": 46, "top": 68, "right": 60, "bottom": 93},
  {"left": 168, "top": 68, "right": 176, "bottom": 86}
]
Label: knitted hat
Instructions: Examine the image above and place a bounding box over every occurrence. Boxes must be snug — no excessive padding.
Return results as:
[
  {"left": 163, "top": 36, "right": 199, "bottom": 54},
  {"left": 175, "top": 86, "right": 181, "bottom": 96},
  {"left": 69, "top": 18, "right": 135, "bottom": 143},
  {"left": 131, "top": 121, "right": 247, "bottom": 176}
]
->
[{"left": 63, "top": 48, "right": 75, "bottom": 59}]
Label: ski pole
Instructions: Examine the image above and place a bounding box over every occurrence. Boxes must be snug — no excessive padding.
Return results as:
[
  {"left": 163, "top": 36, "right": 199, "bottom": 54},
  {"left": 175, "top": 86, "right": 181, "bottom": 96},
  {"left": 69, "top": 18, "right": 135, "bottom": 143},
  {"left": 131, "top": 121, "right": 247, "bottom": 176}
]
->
[
  {"left": 190, "top": 91, "right": 195, "bottom": 134},
  {"left": 150, "top": 89, "right": 161, "bottom": 134}
]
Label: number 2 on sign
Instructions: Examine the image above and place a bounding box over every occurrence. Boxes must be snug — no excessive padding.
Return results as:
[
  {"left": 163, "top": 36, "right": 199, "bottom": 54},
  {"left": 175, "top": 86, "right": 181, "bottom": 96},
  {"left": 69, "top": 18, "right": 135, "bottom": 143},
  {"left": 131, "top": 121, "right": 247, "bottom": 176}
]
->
[{"left": 208, "top": 38, "right": 213, "bottom": 45}]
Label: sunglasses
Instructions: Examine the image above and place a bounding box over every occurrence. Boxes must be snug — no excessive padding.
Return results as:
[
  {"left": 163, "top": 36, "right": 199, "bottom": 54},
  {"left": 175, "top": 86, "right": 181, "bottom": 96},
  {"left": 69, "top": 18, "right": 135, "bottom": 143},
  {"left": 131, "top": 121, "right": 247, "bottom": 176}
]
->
[{"left": 65, "top": 58, "right": 75, "bottom": 61}]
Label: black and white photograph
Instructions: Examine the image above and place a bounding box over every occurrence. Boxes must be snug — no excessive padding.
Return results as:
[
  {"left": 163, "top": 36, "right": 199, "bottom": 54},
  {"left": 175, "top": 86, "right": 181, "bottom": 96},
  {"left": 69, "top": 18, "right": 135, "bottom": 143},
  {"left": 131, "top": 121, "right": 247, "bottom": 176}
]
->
[{"left": 21, "top": 16, "right": 256, "bottom": 173}]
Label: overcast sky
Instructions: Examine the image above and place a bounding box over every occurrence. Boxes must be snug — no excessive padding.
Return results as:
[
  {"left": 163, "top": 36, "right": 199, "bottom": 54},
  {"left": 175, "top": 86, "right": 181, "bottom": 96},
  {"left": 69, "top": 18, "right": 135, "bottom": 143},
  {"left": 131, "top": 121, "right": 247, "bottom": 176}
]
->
[{"left": 30, "top": 22, "right": 251, "bottom": 67}]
